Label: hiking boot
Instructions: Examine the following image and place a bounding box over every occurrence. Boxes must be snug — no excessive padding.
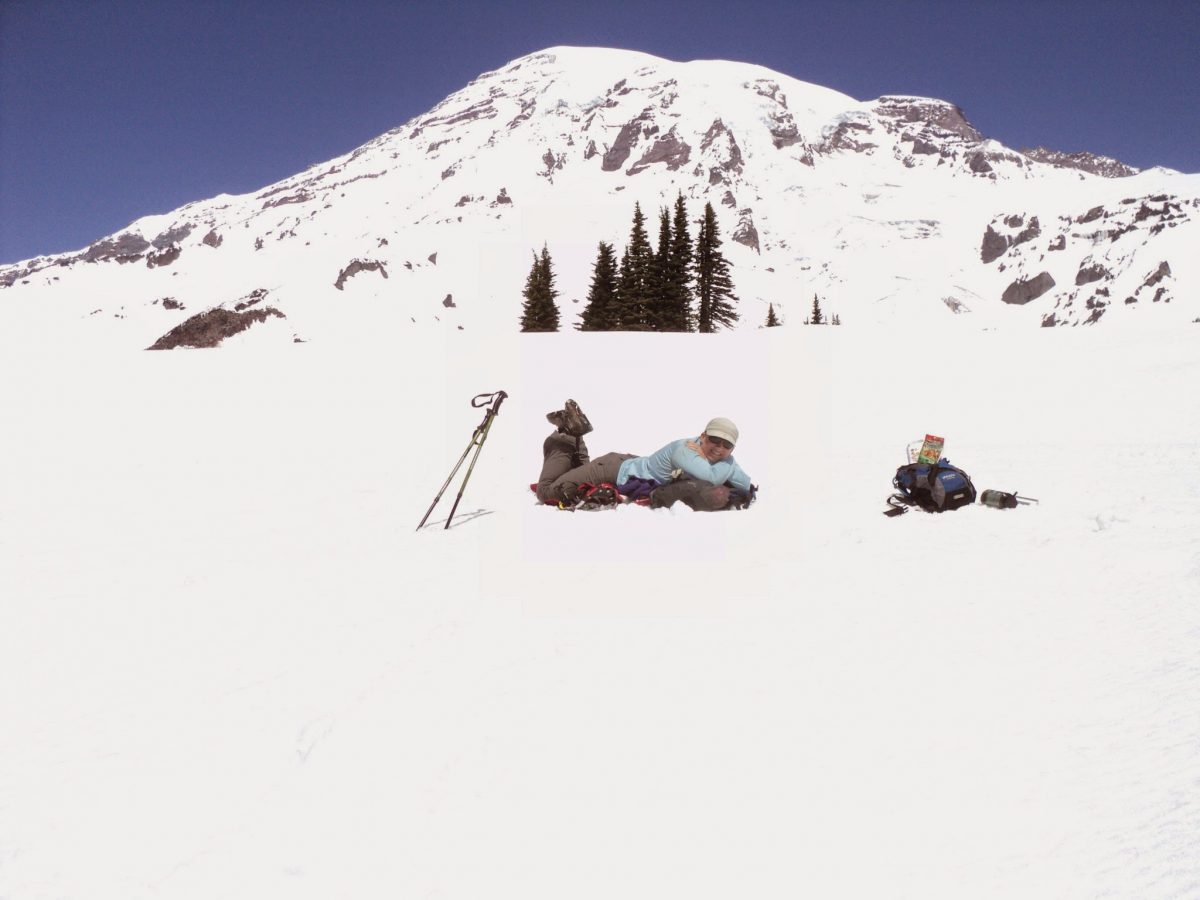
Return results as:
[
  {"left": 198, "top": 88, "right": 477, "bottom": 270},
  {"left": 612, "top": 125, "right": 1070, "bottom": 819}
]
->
[{"left": 546, "top": 398, "right": 592, "bottom": 437}]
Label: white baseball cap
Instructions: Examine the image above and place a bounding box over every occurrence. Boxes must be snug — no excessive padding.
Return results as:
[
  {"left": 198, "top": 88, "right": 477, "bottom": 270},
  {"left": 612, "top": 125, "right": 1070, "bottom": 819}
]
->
[{"left": 704, "top": 417, "right": 739, "bottom": 446}]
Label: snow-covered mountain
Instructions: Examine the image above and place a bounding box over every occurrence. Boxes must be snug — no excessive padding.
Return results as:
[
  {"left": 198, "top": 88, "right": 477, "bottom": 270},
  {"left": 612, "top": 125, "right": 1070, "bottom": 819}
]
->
[{"left": 3, "top": 46, "right": 1198, "bottom": 349}]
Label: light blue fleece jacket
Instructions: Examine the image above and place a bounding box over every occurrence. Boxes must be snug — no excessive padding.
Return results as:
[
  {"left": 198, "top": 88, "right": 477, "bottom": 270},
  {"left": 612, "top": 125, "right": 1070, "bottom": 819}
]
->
[{"left": 617, "top": 436, "right": 752, "bottom": 492}]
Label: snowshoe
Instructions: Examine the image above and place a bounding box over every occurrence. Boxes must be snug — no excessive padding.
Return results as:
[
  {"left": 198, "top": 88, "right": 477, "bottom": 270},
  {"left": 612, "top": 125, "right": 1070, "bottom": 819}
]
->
[
  {"left": 576, "top": 482, "right": 619, "bottom": 509},
  {"left": 529, "top": 481, "right": 621, "bottom": 511}
]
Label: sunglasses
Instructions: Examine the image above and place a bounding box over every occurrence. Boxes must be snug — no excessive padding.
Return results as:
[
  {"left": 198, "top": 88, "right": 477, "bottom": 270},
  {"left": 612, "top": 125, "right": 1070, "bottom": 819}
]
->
[{"left": 705, "top": 434, "right": 734, "bottom": 450}]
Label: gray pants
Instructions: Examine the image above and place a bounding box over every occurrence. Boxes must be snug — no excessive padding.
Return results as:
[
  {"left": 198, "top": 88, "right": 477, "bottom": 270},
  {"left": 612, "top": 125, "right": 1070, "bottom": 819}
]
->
[
  {"left": 535, "top": 432, "right": 635, "bottom": 505},
  {"left": 648, "top": 478, "right": 731, "bottom": 511}
]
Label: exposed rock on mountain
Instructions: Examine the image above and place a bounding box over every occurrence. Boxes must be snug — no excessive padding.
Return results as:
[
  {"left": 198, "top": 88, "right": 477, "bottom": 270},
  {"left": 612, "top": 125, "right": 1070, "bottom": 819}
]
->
[
  {"left": 147, "top": 289, "right": 285, "bottom": 349},
  {"left": 980, "top": 215, "right": 1041, "bottom": 263},
  {"left": 262, "top": 190, "right": 314, "bottom": 210},
  {"left": 147, "top": 245, "right": 181, "bottom": 269},
  {"left": 818, "top": 113, "right": 877, "bottom": 155},
  {"left": 334, "top": 259, "right": 389, "bottom": 290},
  {"left": 981, "top": 226, "right": 1009, "bottom": 264},
  {"left": 874, "top": 96, "right": 984, "bottom": 143},
  {"left": 85, "top": 233, "right": 151, "bottom": 264},
  {"left": 603, "top": 115, "right": 653, "bottom": 171},
  {"left": 699, "top": 119, "right": 744, "bottom": 184},
  {"left": 627, "top": 128, "right": 692, "bottom": 175},
  {"left": 1021, "top": 147, "right": 1139, "bottom": 178},
  {"left": 1144, "top": 260, "right": 1172, "bottom": 286},
  {"left": 1002, "top": 272, "right": 1056, "bottom": 305},
  {"left": 1076, "top": 263, "right": 1111, "bottom": 285},
  {"left": 733, "top": 209, "right": 760, "bottom": 253}
]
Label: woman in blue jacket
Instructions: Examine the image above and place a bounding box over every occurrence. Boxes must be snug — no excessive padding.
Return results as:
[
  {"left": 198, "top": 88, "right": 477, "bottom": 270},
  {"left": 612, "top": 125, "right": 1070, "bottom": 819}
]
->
[{"left": 535, "top": 400, "right": 753, "bottom": 510}]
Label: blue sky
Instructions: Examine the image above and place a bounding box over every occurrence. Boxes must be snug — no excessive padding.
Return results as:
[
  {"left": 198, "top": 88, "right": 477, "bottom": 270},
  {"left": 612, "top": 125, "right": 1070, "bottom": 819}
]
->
[{"left": 2, "top": 0, "right": 1197, "bottom": 264}]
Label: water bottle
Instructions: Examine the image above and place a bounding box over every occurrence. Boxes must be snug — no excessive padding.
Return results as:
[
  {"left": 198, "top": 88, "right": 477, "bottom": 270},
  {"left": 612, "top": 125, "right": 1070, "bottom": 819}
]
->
[{"left": 980, "top": 489, "right": 1018, "bottom": 509}]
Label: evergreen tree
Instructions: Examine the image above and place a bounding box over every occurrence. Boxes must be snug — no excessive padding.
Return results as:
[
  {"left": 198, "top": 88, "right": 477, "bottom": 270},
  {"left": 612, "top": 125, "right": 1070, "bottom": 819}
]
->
[
  {"left": 519, "top": 252, "right": 541, "bottom": 331},
  {"left": 665, "top": 193, "right": 695, "bottom": 331},
  {"left": 694, "top": 202, "right": 740, "bottom": 333},
  {"left": 766, "top": 303, "right": 781, "bottom": 327},
  {"left": 615, "top": 202, "right": 653, "bottom": 330},
  {"left": 537, "top": 245, "right": 559, "bottom": 328},
  {"left": 542, "top": 251, "right": 563, "bottom": 331},
  {"left": 578, "top": 241, "right": 619, "bottom": 331},
  {"left": 519, "top": 245, "right": 560, "bottom": 332},
  {"left": 645, "top": 206, "right": 672, "bottom": 330},
  {"left": 619, "top": 247, "right": 638, "bottom": 331},
  {"left": 809, "top": 294, "right": 824, "bottom": 325},
  {"left": 832, "top": 313, "right": 841, "bottom": 326}
]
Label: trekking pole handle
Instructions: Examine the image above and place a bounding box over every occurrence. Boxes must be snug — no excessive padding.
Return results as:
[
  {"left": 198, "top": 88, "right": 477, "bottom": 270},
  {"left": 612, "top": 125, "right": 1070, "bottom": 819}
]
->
[{"left": 472, "top": 390, "right": 508, "bottom": 412}]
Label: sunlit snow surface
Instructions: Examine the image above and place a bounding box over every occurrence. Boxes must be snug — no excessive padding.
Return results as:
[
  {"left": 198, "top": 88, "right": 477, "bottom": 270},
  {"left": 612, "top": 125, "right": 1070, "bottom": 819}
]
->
[{"left": 2, "top": 321, "right": 1197, "bottom": 899}]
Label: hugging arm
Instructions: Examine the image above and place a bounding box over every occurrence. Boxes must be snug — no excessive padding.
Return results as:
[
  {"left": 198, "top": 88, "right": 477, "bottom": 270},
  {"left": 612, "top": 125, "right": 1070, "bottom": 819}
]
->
[{"left": 670, "top": 442, "right": 727, "bottom": 484}]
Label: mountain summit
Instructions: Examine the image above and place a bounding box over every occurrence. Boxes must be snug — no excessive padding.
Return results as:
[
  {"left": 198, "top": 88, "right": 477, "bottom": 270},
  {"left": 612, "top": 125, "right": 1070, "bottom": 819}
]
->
[{"left": 3, "top": 46, "right": 1197, "bottom": 349}]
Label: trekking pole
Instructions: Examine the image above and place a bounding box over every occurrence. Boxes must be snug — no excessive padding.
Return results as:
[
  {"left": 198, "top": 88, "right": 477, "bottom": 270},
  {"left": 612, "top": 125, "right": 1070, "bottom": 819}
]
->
[{"left": 416, "top": 390, "right": 508, "bottom": 531}]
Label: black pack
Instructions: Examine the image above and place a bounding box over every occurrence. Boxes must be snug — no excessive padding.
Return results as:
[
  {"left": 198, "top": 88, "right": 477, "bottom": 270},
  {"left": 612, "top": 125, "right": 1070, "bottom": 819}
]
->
[{"left": 890, "top": 460, "right": 976, "bottom": 513}]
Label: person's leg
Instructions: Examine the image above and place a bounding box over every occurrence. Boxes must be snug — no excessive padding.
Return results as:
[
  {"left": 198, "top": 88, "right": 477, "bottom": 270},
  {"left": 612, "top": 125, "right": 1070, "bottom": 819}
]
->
[
  {"left": 536, "top": 432, "right": 589, "bottom": 503},
  {"left": 538, "top": 450, "right": 633, "bottom": 505},
  {"left": 570, "top": 435, "right": 590, "bottom": 467},
  {"left": 649, "top": 477, "right": 731, "bottom": 511}
]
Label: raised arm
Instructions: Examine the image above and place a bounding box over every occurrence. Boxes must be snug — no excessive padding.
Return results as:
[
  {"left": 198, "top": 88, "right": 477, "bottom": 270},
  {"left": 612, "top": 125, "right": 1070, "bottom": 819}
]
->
[{"left": 672, "top": 440, "right": 751, "bottom": 489}]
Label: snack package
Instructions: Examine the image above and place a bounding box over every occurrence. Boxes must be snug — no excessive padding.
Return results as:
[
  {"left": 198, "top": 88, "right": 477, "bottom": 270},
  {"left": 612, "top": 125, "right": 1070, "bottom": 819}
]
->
[{"left": 916, "top": 434, "right": 944, "bottom": 465}]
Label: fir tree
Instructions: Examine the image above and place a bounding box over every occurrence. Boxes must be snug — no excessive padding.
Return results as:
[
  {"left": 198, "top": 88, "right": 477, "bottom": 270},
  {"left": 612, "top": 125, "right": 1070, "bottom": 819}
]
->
[
  {"left": 766, "top": 303, "right": 781, "bottom": 327},
  {"left": 578, "top": 241, "right": 619, "bottom": 331},
  {"left": 832, "top": 313, "right": 841, "bottom": 326},
  {"left": 519, "top": 245, "right": 560, "bottom": 332},
  {"left": 809, "top": 294, "right": 824, "bottom": 326},
  {"left": 615, "top": 202, "right": 653, "bottom": 330},
  {"left": 645, "top": 206, "right": 672, "bottom": 331},
  {"left": 694, "top": 202, "right": 739, "bottom": 333},
  {"left": 537, "top": 245, "right": 560, "bottom": 329},
  {"left": 519, "top": 252, "right": 541, "bottom": 331},
  {"left": 540, "top": 247, "right": 561, "bottom": 331},
  {"left": 614, "top": 246, "right": 634, "bottom": 330},
  {"left": 665, "top": 192, "right": 695, "bottom": 331}
]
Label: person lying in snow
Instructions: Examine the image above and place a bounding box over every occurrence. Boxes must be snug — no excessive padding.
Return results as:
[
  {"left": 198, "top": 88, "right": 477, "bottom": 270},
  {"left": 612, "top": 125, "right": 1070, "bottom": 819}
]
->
[{"left": 534, "top": 400, "right": 756, "bottom": 511}]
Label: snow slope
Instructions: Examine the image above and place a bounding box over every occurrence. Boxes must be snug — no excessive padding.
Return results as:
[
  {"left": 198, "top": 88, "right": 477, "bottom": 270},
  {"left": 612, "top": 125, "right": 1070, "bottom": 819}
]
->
[{"left": 2, "top": 321, "right": 1198, "bottom": 899}]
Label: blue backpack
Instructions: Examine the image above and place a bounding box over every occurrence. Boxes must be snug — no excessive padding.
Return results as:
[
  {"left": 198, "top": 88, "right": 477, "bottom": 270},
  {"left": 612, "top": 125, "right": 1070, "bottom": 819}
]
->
[{"left": 888, "top": 460, "right": 976, "bottom": 515}]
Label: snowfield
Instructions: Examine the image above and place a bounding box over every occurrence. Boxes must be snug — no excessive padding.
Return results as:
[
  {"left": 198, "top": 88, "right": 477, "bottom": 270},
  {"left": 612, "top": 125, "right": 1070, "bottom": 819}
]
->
[{"left": 2, "top": 320, "right": 1197, "bottom": 899}]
